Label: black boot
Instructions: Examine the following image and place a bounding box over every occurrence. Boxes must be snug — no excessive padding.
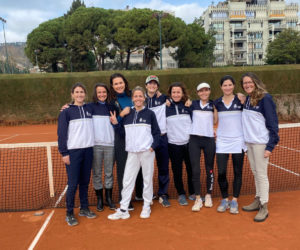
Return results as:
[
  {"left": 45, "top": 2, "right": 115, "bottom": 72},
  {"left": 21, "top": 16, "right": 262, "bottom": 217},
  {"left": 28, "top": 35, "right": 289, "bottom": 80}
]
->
[
  {"left": 105, "top": 188, "right": 116, "bottom": 210},
  {"left": 95, "top": 189, "right": 104, "bottom": 212}
]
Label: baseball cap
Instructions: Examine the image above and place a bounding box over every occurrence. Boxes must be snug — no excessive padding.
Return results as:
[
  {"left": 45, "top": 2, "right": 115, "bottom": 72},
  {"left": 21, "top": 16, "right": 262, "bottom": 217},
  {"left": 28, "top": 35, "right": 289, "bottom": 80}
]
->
[
  {"left": 197, "top": 82, "right": 210, "bottom": 91},
  {"left": 145, "top": 75, "right": 159, "bottom": 85}
]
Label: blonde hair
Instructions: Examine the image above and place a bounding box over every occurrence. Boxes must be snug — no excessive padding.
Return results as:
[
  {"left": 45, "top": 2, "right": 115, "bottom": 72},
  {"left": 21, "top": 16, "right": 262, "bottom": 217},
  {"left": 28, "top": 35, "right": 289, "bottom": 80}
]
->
[
  {"left": 241, "top": 72, "right": 267, "bottom": 106},
  {"left": 132, "top": 86, "right": 146, "bottom": 96}
]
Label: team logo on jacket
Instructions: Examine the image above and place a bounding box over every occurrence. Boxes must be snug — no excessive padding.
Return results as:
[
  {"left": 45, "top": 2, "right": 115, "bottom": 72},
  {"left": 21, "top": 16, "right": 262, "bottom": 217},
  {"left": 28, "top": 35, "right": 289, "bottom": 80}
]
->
[
  {"left": 233, "top": 104, "right": 241, "bottom": 109},
  {"left": 86, "top": 111, "right": 92, "bottom": 116},
  {"left": 155, "top": 101, "right": 160, "bottom": 105},
  {"left": 139, "top": 118, "right": 146, "bottom": 123}
]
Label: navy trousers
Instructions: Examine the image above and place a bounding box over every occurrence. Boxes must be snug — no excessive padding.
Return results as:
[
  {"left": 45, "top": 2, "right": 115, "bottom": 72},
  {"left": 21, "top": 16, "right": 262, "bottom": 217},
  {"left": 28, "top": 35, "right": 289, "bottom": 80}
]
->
[
  {"left": 155, "top": 134, "right": 170, "bottom": 197},
  {"left": 65, "top": 147, "right": 93, "bottom": 215}
]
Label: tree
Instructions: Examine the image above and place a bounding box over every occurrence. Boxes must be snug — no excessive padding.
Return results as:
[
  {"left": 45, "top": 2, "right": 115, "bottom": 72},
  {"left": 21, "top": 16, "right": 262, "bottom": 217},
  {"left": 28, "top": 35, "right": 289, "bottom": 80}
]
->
[
  {"left": 174, "top": 21, "right": 216, "bottom": 68},
  {"left": 65, "top": 0, "right": 86, "bottom": 16},
  {"left": 64, "top": 7, "right": 114, "bottom": 71},
  {"left": 25, "top": 17, "right": 66, "bottom": 72},
  {"left": 266, "top": 29, "right": 300, "bottom": 64}
]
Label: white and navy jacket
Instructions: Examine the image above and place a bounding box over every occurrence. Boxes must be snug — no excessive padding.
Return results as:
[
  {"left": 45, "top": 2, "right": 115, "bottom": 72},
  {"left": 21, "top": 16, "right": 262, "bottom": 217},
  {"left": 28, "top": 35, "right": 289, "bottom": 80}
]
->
[
  {"left": 115, "top": 107, "right": 161, "bottom": 153},
  {"left": 89, "top": 102, "right": 116, "bottom": 147},
  {"left": 166, "top": 100, "right": 192, "bottom": 145},
  {"left": 145, "top": 93, "right": 167, "bottom": 134},
  {"left": 58, "top": 104, "right": 94, "bottom": 156},
  {"left": 214, "top": 95, "right": 245, "bottom": 153},
  {"left": 190, "top": 100, "right": 214, "bottom": 138},
  {"left": 242, "top": 94, "right": 279, "bottom": 152}
]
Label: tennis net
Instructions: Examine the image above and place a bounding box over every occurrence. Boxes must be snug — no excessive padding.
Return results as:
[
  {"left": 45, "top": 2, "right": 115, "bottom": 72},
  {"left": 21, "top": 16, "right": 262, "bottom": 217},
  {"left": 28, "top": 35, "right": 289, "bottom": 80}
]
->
[{"left": 0, "top": 123, "right": 299, "bottom": 212}]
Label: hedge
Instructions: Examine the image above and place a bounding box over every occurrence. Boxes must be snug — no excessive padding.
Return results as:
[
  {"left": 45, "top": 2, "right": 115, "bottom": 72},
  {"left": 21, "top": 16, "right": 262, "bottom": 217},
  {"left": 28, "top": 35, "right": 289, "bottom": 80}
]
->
[{"left": 0, "top": 65, "right": 299, "bottom": 124}]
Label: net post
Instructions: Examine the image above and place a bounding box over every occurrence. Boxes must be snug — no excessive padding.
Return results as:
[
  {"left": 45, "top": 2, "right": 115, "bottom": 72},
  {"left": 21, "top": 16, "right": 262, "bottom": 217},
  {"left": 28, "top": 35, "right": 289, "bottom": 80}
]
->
[{"left": 46, "top": 145, "right": 55, "bottom": 198}]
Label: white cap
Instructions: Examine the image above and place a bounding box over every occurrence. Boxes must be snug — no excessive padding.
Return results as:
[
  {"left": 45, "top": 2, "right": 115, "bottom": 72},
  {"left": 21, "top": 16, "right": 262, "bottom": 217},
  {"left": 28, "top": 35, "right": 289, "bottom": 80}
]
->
[{"left": 197, "top": 82, "right": 210, "bottom": 91}]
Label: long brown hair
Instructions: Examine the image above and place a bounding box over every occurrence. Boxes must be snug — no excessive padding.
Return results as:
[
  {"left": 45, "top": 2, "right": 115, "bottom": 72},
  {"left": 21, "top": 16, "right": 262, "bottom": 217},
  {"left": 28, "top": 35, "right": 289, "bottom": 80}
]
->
[
  {"left": 241, "top": 72, "right": 267, "bottom": 106},
  {"left": 109, "top": 73, "right": 131, "bottom": 100},
  {"left": 92, "top": 83, "right": 110, "bottom": 103},
  {"left": 167, "top": 82, "right": 189, "bottom": 103}
]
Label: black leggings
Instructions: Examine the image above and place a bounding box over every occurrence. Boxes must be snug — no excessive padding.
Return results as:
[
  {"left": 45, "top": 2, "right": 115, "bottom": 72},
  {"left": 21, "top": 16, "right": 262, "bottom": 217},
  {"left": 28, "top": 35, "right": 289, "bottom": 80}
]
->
[
  {"left": 217, "top": 152, "right": 244, "bottom": 199},
  {"left": 189, "top": 135, "right": 215, "bottom": 196},
  {"left": 168, "top": 143, "right": 194, "bottom": 196}
]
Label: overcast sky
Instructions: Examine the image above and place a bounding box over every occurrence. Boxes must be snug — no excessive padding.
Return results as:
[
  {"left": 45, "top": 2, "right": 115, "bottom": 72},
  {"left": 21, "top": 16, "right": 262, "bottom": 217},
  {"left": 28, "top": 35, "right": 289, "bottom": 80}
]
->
[{"left": 0, "top": 0, "right": 299, "bottom": 43}]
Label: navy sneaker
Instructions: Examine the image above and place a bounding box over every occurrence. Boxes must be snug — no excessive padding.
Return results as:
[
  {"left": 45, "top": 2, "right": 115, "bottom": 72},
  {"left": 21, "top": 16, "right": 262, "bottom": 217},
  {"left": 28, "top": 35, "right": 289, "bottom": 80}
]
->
[
  {"left": 66, "top": 214, "right": 78, "bottom": 226},
  {"left": 78, "top": 208, "right": 96, "bottom": 219},
  {"left": 159, "top": 195, "right": 171, "bottom": 207}
]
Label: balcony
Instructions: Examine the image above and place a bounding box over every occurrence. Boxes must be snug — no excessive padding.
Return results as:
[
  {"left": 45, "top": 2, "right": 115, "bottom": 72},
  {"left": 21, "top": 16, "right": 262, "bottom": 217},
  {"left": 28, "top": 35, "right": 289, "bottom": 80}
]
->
[
  {"left": 231, "top": 36, "right": 247, "bottom": 42},
  {"left": 230, "top": 24, "right": 247, "bottom": 32},
  {"left": 269, "top": 14, "right": 285, "bottom": 20},
  {"left": 229, "top": 15, "right": 246, "bottom": 20},
  {"left": 231, "top": 47, "right": 247, "bottom": 52}
]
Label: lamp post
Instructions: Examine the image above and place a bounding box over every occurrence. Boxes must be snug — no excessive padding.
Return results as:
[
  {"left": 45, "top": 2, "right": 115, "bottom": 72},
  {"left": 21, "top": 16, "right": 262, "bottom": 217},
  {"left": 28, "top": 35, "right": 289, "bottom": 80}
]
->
[
  {"left": 34, "top": 49, "right": 40, "bottom": 71},
  {"left": 0, "top": 17, "right": 11, "bottom": 74},
  {"left": 153, "top": 12, "right": 168, "bottom": 70},
  {"left": 64, "top": 43, "right": 73, "bottom": 72}
]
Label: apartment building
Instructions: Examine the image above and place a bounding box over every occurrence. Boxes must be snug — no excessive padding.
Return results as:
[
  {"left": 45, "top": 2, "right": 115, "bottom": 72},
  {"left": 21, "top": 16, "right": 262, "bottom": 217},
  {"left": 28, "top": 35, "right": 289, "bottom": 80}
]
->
[{"left": 201, "top": 0, "right": 299, "bottom": 66}]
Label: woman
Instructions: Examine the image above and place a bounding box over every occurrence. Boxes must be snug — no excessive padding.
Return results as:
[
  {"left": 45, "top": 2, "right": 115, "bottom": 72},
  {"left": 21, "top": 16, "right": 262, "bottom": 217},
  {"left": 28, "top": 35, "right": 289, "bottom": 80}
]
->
[
  {"left": 214, "top": 75, "right": 245, "bottom": 214},
  {"left": 108, "top": 86, "right": 160, "bottom": 220},
  {"left": 58, "top": 83, "right": 96, "bottom": 227},
  {"left": 90, "top": 83, "right": 116, "bottom": 211},
  {"left": 188, "top": 82, "right": 217, "bottom": 211},
  {"left": 241, "top": 72, "right": 279, "bottom": 222},
  {"left": 109, "top": 73, "right": 143, "bottom": 209},
  {"left": 166, "top": 82, "right": 194, "bottom": 206},
  {"left": 144, "top": 75, "right": 170, "bottom": 207}
]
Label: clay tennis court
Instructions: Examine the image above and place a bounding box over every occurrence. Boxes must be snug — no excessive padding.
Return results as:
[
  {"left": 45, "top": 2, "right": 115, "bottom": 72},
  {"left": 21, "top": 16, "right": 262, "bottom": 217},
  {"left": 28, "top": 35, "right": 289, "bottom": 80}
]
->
[{"left": 0, "top": 124, "right": 300, "bottom": 249}]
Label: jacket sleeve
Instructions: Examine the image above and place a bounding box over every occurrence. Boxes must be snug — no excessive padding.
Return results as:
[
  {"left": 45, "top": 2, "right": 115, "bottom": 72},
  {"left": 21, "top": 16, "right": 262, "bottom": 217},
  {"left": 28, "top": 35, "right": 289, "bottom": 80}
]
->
[
  {"left": 150, "top": 111, "right": 161, "bottom": 150},
  {"left": 262, "top": 94, "right": 279, "bottom": 152},
  {"left": 113, "top": 116, "right": 125, "bottom": 138},
  {"left": 57, "top": 110, "right": 70, "bottom": 156}
]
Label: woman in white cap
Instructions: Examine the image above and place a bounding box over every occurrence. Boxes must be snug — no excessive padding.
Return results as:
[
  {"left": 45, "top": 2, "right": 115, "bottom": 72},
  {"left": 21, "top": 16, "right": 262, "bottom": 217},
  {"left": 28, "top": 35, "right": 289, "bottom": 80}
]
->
[{"left": 188, "top": 82, "right": 217, "bottom": 211}]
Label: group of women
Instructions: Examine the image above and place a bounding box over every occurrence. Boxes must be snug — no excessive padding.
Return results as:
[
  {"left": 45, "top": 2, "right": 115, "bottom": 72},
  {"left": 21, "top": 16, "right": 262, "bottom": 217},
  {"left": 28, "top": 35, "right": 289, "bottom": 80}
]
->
[{"left": 57, "top": 72, "right": 279, "bottom": 226}]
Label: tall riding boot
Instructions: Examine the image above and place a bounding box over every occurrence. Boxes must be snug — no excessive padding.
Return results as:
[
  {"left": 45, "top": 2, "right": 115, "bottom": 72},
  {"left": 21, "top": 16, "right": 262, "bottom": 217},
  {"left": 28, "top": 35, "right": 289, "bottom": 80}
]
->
[
  {"left": 105, "top": 188, "right": 116, "bottom": 210},
  {"left": 95, "top": 189, "right": 104, "bottom": 212}
]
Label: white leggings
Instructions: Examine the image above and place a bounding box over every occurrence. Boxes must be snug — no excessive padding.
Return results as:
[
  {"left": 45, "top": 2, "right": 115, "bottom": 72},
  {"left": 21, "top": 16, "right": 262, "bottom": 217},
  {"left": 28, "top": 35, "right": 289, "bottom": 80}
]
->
[
  {"left": 120, "top": 150, "right": 155, "bottom": 211},
  {"left": 246, "top": 143, "right": 269, "bottom": 204}
]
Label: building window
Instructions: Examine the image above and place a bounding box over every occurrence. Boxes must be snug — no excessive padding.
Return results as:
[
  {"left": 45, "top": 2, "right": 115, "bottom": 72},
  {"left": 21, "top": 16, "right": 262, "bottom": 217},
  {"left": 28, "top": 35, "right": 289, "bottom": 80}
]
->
[
  {"left": 254, "top": 43, "right": 262, "bottom": 49},
  {"left": 246, "top": 11, "right": 255, "bottom": 18},
  {"left": 215, "top": 44, "right": 224, "bottom": 50},
  {"left": 287, "top": 22, "right": 296, "bottom": 28},
  {"left": 212, "top": 23, "right": 224, "bottom": 30},
  {"left": 212, "top": 12, "right": 228, "bottom": 19},
  {"left": 215, "top": 55, "right": 224, "bottom": 62},
  {"left": 214, "top": 34, "right": 224, "bottom": 41}
]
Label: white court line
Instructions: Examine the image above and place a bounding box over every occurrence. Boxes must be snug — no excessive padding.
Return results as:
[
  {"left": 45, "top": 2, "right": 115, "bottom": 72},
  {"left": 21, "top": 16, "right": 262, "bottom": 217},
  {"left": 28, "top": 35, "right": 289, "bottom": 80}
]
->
[
  {"left": 28, "top": 185, "right": 68, "bottom": 250},
  {"left": 276, "top": 145, "right": 300, "bottom": 153},
  {"left": 0, "top": 132, "right": 54, "bottom": 137},
  {"left": 269, "top": 162, "right": 300, "bottom": 177},
  {"left": 0, "top": 134, "right": 19, "bottom": 142}
]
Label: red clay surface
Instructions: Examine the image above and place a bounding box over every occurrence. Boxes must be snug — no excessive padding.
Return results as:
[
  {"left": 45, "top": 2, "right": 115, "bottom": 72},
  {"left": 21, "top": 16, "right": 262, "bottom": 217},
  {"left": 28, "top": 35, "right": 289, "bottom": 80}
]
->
[
  {"left": 1, "top": 192, "right": 300, "bottom": 250},
  {"left": 1, "top": 124, "right": 300, "bottom": 249}
]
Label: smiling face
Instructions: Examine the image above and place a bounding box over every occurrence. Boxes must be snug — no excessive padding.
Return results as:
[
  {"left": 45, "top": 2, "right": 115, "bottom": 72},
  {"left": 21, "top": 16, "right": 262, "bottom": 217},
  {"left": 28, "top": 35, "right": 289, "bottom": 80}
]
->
[
  {"left": 242, "top": 76, "right": 256, "bottom": 95},
  {"left": 171, "top": 86, "right": 183, "bottom": 102},
  {"left": 197, "top": 87, "right": 211, "bottom": 102},
  {"left": 72, "top": 86, "right": 86, "bottom": 105},
  {"left": 96, "top": 86, "right": 107, "bottom": 102},
  {"left": 112, "top": 77, "right": 126, "bottom": 94},
  {"left": 132, "top": 90, "right": 145, "bottom": 109},
  {"left": 145, "top": 80, "right": 159, "bottom": 95},
  {"left": 221, "top": 79, "right": 235, "bottom": 96}
]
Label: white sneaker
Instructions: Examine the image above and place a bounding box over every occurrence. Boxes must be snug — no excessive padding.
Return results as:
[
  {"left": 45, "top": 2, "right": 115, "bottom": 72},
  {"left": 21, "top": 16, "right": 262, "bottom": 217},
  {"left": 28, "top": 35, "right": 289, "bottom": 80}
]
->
[
  {"left": 192, "top": 198, "right": 203, "bottom": 212},
  {"left": 204, "top": 194, "right": 213, "bottom": 208},
  {"left": 108, "top": 208, "right": 130, "bottom": 220},
  {"left": 140, "top": 207, "right": 151, "bottom": 219}
]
